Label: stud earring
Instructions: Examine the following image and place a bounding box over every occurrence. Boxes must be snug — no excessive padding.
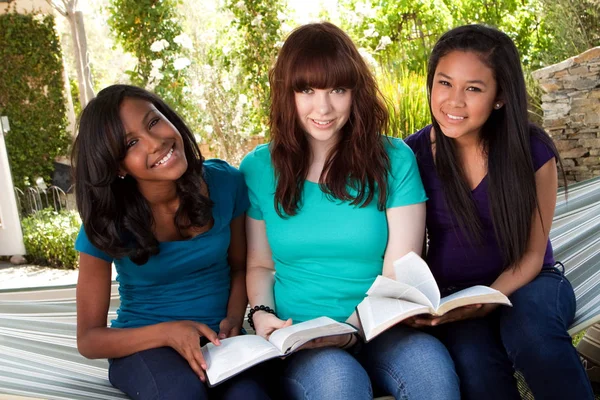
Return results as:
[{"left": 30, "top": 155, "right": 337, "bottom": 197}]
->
[
  {"left": 494, "top": 103, "right": 502, "bottom": 109},
  {"left": 118, "top": 174, "right": 125, "bottom": 179}
]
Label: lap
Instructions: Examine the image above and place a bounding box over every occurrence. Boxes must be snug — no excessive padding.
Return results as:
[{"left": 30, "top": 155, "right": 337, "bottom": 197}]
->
[{"left": 109, "top": 347, "right": 271, "bottom": 400}]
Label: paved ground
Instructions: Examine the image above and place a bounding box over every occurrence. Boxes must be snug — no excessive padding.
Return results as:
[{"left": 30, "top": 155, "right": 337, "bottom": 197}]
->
[{"left": 0, "top": 261, "right": 78, "bottom": 290}]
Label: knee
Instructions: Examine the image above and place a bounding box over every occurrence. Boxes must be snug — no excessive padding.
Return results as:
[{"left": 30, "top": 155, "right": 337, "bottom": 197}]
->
[{"left": 282, "top": 348, "right": 372, "bottom": 400}]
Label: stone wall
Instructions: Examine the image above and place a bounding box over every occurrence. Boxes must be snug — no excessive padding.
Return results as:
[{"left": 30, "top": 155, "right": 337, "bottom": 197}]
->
[{"left": 532, "top": 47, "right": 600, "bottom": 184}]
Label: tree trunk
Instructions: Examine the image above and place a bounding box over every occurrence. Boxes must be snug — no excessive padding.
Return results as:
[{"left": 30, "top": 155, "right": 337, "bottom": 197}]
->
[{"left": 67, "top": 9, "right": 94, "bottom": 107}]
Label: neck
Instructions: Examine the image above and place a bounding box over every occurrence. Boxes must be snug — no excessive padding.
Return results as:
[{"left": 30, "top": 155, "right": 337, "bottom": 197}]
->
[{"left": 137, "top": 181, "right": 179, "bottom": 208}]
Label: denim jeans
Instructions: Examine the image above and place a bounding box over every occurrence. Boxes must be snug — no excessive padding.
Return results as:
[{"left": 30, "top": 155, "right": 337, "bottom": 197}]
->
[
  {"left": 273, "top": 324, "right": 460, "bottom": 400},
  {"left": 108, "top": 346, "right": 271, "bottom": 400},
  {"left": 434, "top": 266, "right": 594, "bottom": 400}
]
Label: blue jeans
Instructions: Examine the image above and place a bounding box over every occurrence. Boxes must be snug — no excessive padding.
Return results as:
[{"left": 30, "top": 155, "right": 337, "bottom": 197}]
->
[
  {"left": 434, "top": 266, "right": 594, "bottom": 400},
  {"left": 108, "top": 347, "right": 271, "bottom": 400},
  {"left": 273, "top": 325, "right": 460, "bottom": 400}
]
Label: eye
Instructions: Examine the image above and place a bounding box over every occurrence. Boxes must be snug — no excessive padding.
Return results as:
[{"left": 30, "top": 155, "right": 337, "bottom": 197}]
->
[
  {"left": 467, "top": 86, "right": 482, "bottom": 92},
  {"left": 126, "top": 139, "right": 138, "bottom": 149},
  {"left": 438, "top": 80, "right": 451, "bottom": 86},
  {"left": 148, "top": 117, "right": 160, "bottom": 129},
  {"left": 300, "top": 88, "right": 314, "bottom": 94},
  {"left": 331, "top": 88, "right": 346, "bottom": 94}
]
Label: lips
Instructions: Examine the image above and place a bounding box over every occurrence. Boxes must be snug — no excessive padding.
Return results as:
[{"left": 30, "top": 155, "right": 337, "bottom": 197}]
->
[{"left": 151, "top": 144, "right": 175, "bottom": 168}]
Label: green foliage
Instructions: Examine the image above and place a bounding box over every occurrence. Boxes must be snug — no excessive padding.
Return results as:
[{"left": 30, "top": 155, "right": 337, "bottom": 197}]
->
[
  {"left": 21, "top": 208, "right": 81, "bottom": 269},
  {"left": 107, "top": 0, "right": 194, "bottom": 124},
  {"left": 0, "top": 13, "right": 70, "bottom": 189},
  {"left": 377, "top": 62, "right": 429, "bottom": 138},
  {"left": 214, "top": 0, "right": 285, "bottom": 135},
  {"left": 539, "top": 0, "right": 600, "bottom": 65}
]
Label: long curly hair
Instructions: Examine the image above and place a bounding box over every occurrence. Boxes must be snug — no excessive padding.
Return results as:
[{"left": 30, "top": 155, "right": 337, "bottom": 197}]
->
[
  {"left": 71, "top": 84, "right": 213, "bottom": 265},
  {"left": 269, "top": 22, "right": 390, "bottom": 217}
]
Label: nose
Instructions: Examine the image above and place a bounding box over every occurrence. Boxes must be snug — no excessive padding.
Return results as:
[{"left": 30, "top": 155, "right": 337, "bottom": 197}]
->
[
  {"left": 448, "top": 88, "right": 466, "bottom": 107},
  {"left": 146, "top": 132, "right": 165, "bottom": 153},
  {"left": 316, "top": 92, "right": 332, "bottom": 115}
]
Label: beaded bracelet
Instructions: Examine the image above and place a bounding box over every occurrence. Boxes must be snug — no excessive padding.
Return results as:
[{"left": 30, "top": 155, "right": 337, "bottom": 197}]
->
[{"left": 247, "top": 305, "right": 276, "bottom": 330}]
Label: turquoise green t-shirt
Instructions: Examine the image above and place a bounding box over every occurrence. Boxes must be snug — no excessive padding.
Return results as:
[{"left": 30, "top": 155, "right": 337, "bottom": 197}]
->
[{"left": 239, "top": 138, "right": 426, "bottom": 323}]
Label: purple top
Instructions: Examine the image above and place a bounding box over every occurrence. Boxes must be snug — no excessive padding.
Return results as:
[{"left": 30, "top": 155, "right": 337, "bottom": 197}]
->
[{"left": 405, "top": 125, "right": 556, "bottom": 290}]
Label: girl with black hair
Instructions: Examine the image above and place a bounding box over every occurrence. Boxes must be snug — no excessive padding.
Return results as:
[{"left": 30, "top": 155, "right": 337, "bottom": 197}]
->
[
  {"left": 72, "top": 84, "right": 270, "bottom": 400},
  {"left": 405, "top": 24, "right": 594, "bottom": 399}
]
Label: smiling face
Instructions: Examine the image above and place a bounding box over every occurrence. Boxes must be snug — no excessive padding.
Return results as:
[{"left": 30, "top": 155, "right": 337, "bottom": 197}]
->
[
  {"left": 430, "top": 50, "right": 502, "bottom": 143},
  {"left": 294, "top": 87, "right": 352, "bottom": 149},
  {"left": 118, "top": 97, "right": 188, "bottom": 187}
]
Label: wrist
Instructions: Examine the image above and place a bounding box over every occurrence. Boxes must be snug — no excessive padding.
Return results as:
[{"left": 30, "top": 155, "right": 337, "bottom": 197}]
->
[{"left": 247, "top": 305, "right": 277, "bottom": 330}]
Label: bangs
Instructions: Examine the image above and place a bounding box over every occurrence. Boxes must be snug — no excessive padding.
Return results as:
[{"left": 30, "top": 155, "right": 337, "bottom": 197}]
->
[{"left": 290, "top": 49, "right": 359, "bottom": 92}]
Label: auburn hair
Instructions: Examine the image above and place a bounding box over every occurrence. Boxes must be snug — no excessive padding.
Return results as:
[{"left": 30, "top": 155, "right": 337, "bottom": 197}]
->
[{"left": 269, "top": 22, "right": 390, "bottom": 216}]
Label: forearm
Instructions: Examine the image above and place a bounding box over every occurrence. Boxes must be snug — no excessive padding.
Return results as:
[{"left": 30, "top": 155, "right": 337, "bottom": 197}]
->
[
  {"left": 246, "top": 266, "right": 275, "bottom": 308},
  {"left": 226, "top": 268, "right": 248, "bottom": 319},
  {"left": 77, "top": 323, "right": 169, "bottom": 359},
  {"left": 491, "top": 251, "right": 544, "bottom": 297}
]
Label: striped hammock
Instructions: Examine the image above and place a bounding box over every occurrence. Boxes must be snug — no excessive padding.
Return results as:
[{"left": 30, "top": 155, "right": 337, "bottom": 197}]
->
[{"left": 1, "top": 177, "right": 599, "bottom": 399}]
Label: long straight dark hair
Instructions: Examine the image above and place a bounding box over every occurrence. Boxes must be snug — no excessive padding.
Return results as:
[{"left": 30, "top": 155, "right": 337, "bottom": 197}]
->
[
  {"left": 269, "top": 22, "right": 390, "bottom": 216},
  {"left": 427, "top": 25, "right": 563, "bottom": 269},
  {"left": 71, "top": 84, "right": 213, "bottom": 265}
]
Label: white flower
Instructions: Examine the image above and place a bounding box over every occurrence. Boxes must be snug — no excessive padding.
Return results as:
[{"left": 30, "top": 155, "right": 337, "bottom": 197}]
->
[
  {"left": 222, "top": 79, "right": 231, "bottom": 92},
  {"left": 235, "top": 1, "right": 245, "bottom": 10},
  {"left": 174, "top": 33, "right": 193, "bottom": 50},
  {"left": 222, "top": 45, "right": 231, "bottom": 55},
  {"left": 204, "top": 125, "right": 214, "bottom": 135},
  {"left": 375, "top": 36, "right": 392, "bottom": 51},
  {"left": 151, "top": 59, "right": 164, "bottom": 69},
  {"left": 150, "top": 39, "right": 170, "bottom": 52},
  {"left": 251, "top": 15, "right": 263, "bottom": 26},
  {"left": 238, "top": 94, "right": 248, "bottom": 105},
  {"left": 173, "top": 57, "right": 191, "bottom": 70},
  {"left": 358, "top": 48, "right": 378, "bottom": 68},
  {"left": 363, "top": 24, "right": 378, "bottom": 38}
]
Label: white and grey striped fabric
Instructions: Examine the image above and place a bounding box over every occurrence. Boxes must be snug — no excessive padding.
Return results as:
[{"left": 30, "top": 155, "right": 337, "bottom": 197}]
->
[{"left": 0, "top": 177, "right": 599, "bottom": 399}]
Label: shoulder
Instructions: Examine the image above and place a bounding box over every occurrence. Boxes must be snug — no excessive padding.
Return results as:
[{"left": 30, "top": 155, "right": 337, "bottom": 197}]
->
[
  {"left": 403, "top": 125, "right": 432, "bottom": 153},
  {"left": 528, "top": 124, "right": 557, "bottom": 171},
  {"left": 204, "top": 158, "right": 244, "bottom": 190},
  {"left": 204, "top": 158, "right": 238, "bottom": 176},
  {"left": 384, "top": 136, "right": 418, "bottom": 161},
  {"left": 239, "top": 143, "right": 272, "bottom": 175}
]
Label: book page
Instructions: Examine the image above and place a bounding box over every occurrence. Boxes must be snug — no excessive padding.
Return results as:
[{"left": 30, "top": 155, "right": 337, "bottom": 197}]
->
[
  {"left": 203, "top": 335, "right": 281, "bottom": 386},
  {"left": 269, "top": 316, "right": 356, "bottom": 354},
  {"left": 393, "top": 252, "right": 441, "bottom": 309},
  {"left": 366, "top": 275, "right": 434, "bottom": 309},
  {"left": 357, "top": 296, "right": 432, "bottom": 342},
  {"left": 437, "top": 285, "right": 512, "bottom": 315}
]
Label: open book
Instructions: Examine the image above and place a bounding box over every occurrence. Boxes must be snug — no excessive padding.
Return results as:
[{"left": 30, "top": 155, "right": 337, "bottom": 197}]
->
[
  {"left": 357, "top": 252, "right": 512, "bottom": 342},
  {"left": 202, "top": 316, "right": 356, "bottom": 386}
]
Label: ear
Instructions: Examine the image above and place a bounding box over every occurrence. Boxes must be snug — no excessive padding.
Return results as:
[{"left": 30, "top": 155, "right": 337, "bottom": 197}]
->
[{"left": 493, "top": 101, "right": 504, "bottom": 110}]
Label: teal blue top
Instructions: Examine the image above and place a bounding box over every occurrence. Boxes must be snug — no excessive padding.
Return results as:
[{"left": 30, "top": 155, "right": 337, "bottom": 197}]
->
[
  {"left": 75, "top": 159, "right": 249, "bottom": 332},
  {"left": 239, "top": 138, "right": 426, "bottom": 323}
]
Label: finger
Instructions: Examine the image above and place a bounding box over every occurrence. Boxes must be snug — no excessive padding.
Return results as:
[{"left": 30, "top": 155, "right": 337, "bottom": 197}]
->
[
  {"left": 196, "top": 324, "right": 220, "bottom": 346},
  {"left": 230, "top": 326, "right": 241, "bottom": 337},
  {"left": 218, "top": 323, "right": 230, "bottom": 340},
  {"left": 280, "top": 318, "right": 293, "bottom": 329},
  {"left": 186, "top": 353, "right": 207, "bottom": 382}
]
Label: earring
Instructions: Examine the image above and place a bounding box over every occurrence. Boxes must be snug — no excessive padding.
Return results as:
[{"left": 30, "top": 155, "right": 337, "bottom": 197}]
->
[
  {"left": 118, "top": 174, "right": 125, "bottom": 179},
  {"left": 494, "top": 103, "right": 502, "bottom": 109}
]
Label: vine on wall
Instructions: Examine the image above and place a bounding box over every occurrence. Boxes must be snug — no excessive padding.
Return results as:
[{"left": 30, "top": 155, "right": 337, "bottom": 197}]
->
[{"left": 0, "top": 12, "right": 70, "bottom": 189}]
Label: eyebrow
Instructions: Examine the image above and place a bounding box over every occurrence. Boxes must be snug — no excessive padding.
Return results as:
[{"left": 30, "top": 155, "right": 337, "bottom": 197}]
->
[
  {"left": 125, "top": 109, "right": 157, "bottom": 138},
  {"left": 436, "top": 72, "right": 487, "bottom": 86}
]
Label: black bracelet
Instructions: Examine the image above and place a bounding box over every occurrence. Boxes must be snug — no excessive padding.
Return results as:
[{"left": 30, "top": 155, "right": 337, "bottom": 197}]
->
[
  {"left": 247, "top": 305, "right": 276, "bottom": 330},
  {"left": 341, "top": 333, "right": 354, "bottom": 349}
]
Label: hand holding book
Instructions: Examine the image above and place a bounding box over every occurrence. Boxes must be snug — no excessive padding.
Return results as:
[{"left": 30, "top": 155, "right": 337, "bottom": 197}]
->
[{"left": 356, "top": 252, "right": 512, "bottom": 342}]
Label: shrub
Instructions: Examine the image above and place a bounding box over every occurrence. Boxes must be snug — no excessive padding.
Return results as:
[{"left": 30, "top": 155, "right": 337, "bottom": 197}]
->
[{"left": 21, "top": 208, "right": 81, "bottom": 269}]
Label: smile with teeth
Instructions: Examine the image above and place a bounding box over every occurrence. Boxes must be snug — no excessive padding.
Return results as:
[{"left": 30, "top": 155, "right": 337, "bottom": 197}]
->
[
  {"left": 152, "top": 146, "right": 174, "bottom": 167},
  {"left": 446, "top": 113, "right": 465, "bottom": 120},
  {"left": 311, "top": 118, "right": 334, "bottom": 125}
]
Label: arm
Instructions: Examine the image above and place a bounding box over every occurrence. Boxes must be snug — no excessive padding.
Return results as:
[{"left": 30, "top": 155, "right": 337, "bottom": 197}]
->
[
  {"left": 490, "top": 158, "right": 558, "bottom": 296},
  {"left": 347, "top": 202, "right": 426, "bottom": 334},
  {"left": 76, "top": 253, "right": 218, "bottom": 380},
  {"left": 246, "top": 216, "right": 292, "bottom": 338},
  {"left": 218, "top": 214, "right": 248, "bottom": 338},
  {"left": 419, "top": 158, "right": 558, "bottom": 326}
]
